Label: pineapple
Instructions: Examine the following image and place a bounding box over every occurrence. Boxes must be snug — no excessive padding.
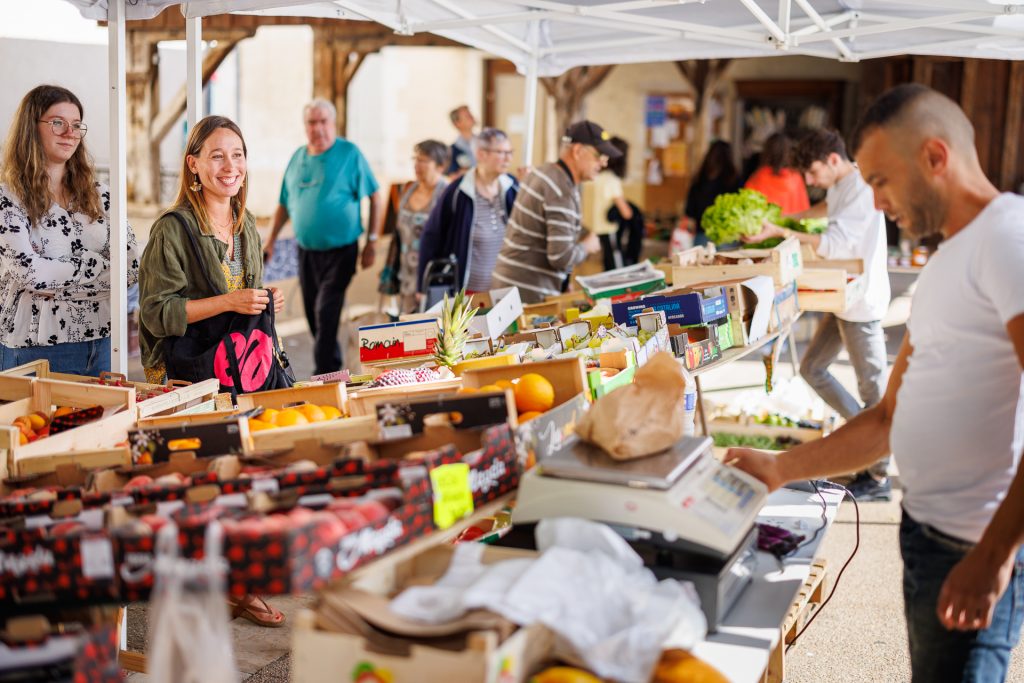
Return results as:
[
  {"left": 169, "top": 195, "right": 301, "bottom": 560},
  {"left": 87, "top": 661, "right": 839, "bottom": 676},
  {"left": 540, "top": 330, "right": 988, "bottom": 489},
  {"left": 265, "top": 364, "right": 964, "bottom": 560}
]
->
[{"left": 434, "top": 290, "right": 477, "bottom": 368}]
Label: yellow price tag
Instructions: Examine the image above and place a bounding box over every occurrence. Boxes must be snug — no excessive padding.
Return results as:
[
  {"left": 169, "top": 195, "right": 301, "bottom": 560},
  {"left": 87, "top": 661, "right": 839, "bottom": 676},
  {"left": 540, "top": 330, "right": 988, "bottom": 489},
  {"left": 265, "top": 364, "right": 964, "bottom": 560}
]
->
[{"left": 430, "top": 463, "right": 475, "bottom": 530}]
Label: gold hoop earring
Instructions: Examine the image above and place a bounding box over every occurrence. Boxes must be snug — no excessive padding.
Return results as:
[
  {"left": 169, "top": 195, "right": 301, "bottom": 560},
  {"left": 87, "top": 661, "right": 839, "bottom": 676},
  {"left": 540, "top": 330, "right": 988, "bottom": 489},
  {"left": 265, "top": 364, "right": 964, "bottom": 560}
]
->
[{"left": 189, "top": 174, "right": 202, "bottom": 193}]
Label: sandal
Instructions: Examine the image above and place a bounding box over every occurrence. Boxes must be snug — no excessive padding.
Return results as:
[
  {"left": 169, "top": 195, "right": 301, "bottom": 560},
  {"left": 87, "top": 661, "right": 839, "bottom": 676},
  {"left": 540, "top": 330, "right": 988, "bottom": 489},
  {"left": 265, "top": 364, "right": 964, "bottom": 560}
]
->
[{"left": 227, "top": 594, "right": 287, "bottom": 628}]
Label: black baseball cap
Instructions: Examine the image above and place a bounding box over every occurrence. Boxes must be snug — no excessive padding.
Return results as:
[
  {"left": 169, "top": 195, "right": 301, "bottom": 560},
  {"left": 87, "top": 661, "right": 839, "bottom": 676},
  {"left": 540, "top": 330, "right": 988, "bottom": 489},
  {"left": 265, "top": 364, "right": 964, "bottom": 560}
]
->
[{"left": 563, "top": 120, "right": 622, "bottom": 159}]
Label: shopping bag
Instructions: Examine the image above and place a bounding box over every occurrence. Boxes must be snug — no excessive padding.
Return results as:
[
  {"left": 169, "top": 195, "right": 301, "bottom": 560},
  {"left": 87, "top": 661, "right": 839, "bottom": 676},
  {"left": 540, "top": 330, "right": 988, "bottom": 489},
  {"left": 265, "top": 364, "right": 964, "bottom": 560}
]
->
[{"left": 147, "top": 521, "right": 237, "bottom": 683}]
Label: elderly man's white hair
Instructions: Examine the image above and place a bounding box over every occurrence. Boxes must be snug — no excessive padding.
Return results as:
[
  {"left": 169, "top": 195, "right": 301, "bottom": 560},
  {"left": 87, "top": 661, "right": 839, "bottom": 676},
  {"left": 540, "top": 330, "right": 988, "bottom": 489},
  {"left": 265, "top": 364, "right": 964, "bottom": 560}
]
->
[{"left": 303, "top": 99, "right": 337, "bottom": 120}]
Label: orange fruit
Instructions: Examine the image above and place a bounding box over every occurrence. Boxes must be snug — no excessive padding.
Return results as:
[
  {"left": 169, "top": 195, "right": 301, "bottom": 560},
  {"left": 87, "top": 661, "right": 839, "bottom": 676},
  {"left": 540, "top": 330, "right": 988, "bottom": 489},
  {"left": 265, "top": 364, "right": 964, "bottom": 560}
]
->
[
  {"left": 18, "top": 432, "right": 28, "bottom": 446},
  {"left": 274, "top": 409, "right": 309, "bottom": 428},
  {"left": 320, "top": 405, "right": 343, "bottom": 420},
  {"left": 518, "top": 411, "right": 543, "bottom": 423},
  {"left": 27, "top": 413, "right": 47, "bottom": 431},
  {"left": 54, "top": 406, "right": 75, "bottom": 418},
  {"left": 298, "top": 403, "right": 327, "bottom": 423},
  {"left": 478, "top": 384, "right": 503, "bottom": 393},
  {"left": 514, "top": 373, "right": 555, "bottom": 413},
  {"left": 457, "top": 386, "right": 478, "bottom": 394},
  {"left": 248, "top": 419, "right": 276, "bottom": 432},
  {"left": 259, "top": 408, "right": 280, "bottom": 424},
  {"left": 494, "top": 379, "right": 514, "bottom": 390}
]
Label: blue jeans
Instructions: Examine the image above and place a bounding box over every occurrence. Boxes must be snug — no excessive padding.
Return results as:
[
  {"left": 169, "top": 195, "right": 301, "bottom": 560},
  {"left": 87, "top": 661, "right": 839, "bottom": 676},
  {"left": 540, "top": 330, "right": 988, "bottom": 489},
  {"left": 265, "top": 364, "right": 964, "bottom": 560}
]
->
[
  {"left": 0, "top": 337, "right": 111, "bottom": 376},
  {"left": 901, "top": 511, "right": 1024, "bottom": 683}
]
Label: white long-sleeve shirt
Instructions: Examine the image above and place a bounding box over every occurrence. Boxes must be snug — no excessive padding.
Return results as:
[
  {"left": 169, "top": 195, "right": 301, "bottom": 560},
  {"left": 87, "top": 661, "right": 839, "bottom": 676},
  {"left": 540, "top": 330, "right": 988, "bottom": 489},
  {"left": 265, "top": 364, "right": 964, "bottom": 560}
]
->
[{"left": 819, "top": 169, "right": 890, "bottom": 322}]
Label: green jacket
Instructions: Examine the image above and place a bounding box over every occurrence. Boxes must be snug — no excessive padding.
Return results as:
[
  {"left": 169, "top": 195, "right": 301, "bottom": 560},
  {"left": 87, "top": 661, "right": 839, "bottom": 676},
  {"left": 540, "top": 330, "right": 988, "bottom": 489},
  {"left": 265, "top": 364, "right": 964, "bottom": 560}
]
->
[{"left": 138, "top": 205, "right": 264, "bottom": 370}]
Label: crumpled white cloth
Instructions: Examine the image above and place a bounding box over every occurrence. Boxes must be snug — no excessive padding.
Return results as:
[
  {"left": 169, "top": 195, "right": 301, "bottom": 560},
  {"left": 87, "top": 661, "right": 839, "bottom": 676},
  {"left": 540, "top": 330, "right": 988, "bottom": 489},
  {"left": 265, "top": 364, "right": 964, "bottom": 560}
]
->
[{"left": 389, "top": 518, "right": 707, "bottom": 682}]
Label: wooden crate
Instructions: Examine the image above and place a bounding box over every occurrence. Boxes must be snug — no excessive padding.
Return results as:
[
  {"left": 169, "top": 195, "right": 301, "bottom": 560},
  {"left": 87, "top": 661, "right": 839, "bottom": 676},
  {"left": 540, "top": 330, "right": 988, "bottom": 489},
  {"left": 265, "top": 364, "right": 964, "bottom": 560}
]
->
[
  {"left": 764, "top": 559, "right": 829, "bottom": 683},
  {"left": 461, "top": 357, "right": 587, "bottom": 408},
  {"left": 797, "top": 259, "right": 866, "bottom": 313},
  {"left": 292, "top": 544, "right": 552, "bottom": 683},
  {"left": 709, "top": 417, "right": 830, "bottom": 447},
  {"left": 0, "top": 360, "right": 219, "bottom": 418},
  {"left": 673, "top": 237, "right": 803, "bottom": 289},
  {"left": 235, "top": 383, "right": 348, "bottom": 415},
  {"left": 347, "top": 378, "right": 462, "bottom": 417},
  {"left": 13, "top": 446, "right": 131, "bottom": 477},
  {"left": 246, "top": 414, "right": 379, "bottom": 456},
  {"left": 0, "top": 376, "right": 137, "bottom": 480}
]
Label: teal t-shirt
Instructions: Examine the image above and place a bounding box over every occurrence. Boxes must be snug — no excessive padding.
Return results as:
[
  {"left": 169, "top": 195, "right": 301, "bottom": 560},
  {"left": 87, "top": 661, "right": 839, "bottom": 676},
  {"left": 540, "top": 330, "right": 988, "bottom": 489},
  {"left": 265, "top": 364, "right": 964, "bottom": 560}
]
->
[{"left": 279, "top": 138, "right": 379, "bottom": 251}]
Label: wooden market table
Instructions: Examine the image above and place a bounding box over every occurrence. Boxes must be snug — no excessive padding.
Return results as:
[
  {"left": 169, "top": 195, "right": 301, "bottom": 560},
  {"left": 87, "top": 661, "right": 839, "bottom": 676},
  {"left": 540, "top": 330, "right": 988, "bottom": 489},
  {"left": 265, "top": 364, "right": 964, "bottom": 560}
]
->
[
  {"left": 694, "top": 485, "right": 844, "bottom": 683},
  {"left": 691, "top": 316, "right": 803, "bottom": 435}
]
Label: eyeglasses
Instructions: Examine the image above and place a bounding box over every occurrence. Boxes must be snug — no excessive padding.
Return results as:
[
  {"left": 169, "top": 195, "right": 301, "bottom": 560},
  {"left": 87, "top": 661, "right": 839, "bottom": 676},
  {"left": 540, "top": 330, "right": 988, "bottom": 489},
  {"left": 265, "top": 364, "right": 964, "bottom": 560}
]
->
[
  {"left": 39, "top": 118, "right": 88, "bottom": 138},
  {"left": 481, "top": 148, "right": 514, "bottom": 157},
  {"left": 584, "top": 145, "right": 609, "bottom": 164}
]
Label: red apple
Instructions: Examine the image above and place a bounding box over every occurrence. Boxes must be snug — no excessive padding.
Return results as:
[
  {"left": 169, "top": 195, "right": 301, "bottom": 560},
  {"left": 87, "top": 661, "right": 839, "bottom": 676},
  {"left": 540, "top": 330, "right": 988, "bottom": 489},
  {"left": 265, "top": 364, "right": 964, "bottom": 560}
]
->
[
  {"left": 49, "top": 521, "right": 85, "bottom": 537},
  {"left": 334, "top": 510, "right": 368, "bottom": 531},
  {"left": 139, "top": 514, "right": 167, "bottom": 533}
]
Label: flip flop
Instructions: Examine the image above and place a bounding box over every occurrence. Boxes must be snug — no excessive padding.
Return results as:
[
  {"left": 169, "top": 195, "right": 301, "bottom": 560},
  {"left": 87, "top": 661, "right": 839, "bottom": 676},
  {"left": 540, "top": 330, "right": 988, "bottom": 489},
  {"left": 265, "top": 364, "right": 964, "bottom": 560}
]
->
[{"left": 228, "top": 594, "right": 287, "bottom": 628}]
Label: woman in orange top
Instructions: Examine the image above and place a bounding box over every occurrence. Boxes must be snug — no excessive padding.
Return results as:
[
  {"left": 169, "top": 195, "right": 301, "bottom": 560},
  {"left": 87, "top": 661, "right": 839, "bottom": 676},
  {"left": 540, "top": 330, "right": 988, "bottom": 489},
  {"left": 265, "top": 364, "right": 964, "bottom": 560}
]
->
[{"left": 744, "top": 133, "right": 810, "bottom": 214}]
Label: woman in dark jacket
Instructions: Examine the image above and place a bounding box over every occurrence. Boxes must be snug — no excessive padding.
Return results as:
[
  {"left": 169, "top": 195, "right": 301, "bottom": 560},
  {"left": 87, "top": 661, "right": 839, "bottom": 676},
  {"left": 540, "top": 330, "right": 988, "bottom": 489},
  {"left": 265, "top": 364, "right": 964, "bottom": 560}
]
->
[
  {"left": 685, "top": 140, "right": 740, "bottom": 247},
  {"left": 417, "top": 128, "right": 518, "bottom": 296}
]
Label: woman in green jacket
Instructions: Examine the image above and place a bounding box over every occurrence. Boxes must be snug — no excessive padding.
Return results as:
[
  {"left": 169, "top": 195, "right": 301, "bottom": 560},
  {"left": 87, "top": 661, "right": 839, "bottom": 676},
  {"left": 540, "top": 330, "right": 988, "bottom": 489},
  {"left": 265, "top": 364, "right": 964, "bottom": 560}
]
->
[
  {"left": 138, "top": 115, "right": 285, "bottom": 628},
  {"left": 139, "top": 115, "right": 283, "bottom": 385}
]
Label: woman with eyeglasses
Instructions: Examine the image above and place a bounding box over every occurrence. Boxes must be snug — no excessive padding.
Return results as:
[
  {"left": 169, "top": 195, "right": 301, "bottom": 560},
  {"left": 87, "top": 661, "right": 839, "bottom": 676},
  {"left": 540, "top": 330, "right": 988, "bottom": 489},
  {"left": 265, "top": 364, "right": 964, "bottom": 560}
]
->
[
  {"left": 418, "top": 127, "right": 518, "bottom": 296},
  {"left": 0, "top": 85, "right": 139, "bottom": 374},
  {"left": 394, "top": 140, "right": 449, "bottom": 313}
]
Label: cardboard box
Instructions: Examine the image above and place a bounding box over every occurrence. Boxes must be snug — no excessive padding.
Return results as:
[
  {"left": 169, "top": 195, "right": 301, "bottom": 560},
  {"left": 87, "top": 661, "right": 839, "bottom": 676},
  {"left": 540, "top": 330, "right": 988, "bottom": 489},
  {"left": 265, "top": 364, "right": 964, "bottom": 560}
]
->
[
  {"left": 576, "top": 262, "right": 666, "bottom": 303},
  {"left": 686, "top": 275, "right": 774, "bottom": 346},
  {"left": 588, "top": 365, "right": 636, "bottom": 399},
  {"left": 611, "top": 291, "right": 727, "bottom": 328},
  {"left": 461, "top": 358, "right": 590, "bottom": 467},
  {"left": 797, "top": 258, "right": 866, "bottom": 313},
  {"left": 358, "top": 319, "right": 440, "bottom": 365},
  {"left": 683, "top": 338, "right": 723, "bottom": 371},
  {"left": 291, "top": 545, "right": 553, "bottom": 683},
  {"left": 0, "top": 617, "right": 121, "bottom": 682},
  {"left": 672, "top": 237, "right": 803, "bottom": 289}
]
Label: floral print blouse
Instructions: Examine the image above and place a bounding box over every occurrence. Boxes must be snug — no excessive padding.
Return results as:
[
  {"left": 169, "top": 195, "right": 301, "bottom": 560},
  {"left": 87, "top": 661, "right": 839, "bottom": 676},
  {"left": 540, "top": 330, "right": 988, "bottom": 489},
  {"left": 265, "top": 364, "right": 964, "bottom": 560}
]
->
[{"left": 0, "top": 182, "right": 140, "bottom": 347}]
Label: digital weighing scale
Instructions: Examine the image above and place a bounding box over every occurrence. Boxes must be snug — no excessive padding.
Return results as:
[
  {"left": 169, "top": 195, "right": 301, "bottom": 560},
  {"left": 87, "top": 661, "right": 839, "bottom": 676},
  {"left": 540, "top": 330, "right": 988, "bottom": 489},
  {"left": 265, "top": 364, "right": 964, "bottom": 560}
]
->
[{"left": 502, "top": 436, "right": 768, "bottom": 628}]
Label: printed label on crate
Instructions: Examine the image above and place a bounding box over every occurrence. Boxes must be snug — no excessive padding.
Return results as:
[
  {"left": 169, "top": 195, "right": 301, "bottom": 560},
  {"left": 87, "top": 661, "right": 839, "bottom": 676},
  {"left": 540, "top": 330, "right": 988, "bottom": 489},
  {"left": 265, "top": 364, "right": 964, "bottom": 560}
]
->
[
  {"left": 0, "top": 545, "right": 56, "bottom": 576},
  {"left": 469, "top": 456, "right": 508, "bottom": 497},
  {"left": 329, "top": 516, "right": 407, "bottom": 574},
  {"left": 430, "top": 463, "right": 475, "bottom": 530},
  {"left": 80, "top": 536, "right": 115, "bottom": 580},
  {"left": 358, "top": 320, "right": 439, "bottom": 363}
]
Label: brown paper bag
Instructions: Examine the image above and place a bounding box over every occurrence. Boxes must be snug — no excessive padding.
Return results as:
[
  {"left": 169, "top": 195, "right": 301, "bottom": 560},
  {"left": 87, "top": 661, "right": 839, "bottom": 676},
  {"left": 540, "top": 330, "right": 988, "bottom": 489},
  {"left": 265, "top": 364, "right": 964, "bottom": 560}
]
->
[{"left": 575, "top": 351, "right": 686, "bottom": 460}]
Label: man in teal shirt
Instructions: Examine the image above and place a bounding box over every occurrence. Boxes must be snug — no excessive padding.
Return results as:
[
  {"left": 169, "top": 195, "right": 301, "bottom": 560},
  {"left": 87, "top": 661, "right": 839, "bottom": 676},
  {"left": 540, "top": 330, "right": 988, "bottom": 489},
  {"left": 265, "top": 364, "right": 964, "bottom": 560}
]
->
[{"left": 265, "top": 99, "right": 385, "bottom": 374}]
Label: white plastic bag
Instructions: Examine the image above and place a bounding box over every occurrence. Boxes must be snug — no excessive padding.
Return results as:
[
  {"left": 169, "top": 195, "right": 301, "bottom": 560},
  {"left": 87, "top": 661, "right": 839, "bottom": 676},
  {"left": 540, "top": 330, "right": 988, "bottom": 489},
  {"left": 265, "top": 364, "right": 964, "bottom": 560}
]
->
[{"left": 147, "top": 521, "right": 237, "bottom": 683}]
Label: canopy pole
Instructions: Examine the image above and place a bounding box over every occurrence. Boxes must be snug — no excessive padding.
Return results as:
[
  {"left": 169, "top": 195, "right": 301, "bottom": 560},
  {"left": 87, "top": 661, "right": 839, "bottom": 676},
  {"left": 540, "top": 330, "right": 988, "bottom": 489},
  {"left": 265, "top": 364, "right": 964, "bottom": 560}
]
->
[
  {"left": 186, "top": 13, "right": 203, "bottom": 126},
  {"left": 522, "top": 21, "right": 540, "bottom": 168},
  {"left": 108, "top": 0, "right": 128, "bottom": 375}
]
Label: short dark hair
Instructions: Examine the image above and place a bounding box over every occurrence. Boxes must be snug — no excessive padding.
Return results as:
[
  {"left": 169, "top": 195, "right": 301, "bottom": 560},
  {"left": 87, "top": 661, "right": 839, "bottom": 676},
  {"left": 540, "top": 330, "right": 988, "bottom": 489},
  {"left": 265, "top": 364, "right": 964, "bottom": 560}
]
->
[
  {"left": 793, "top": 129, "right": 848, "bottom": 171},
  {"left": 415, "top": 139, "right": 450, "bottom": 168},
  {"left": 606, "top": 136, "right": 629, "bottom": 178},
  {"left": 851, "top": 83, "right": 933, "bottom": 155},
  {"left": 760, "top": 133, "right": 792, "bottom": 174},
  {"left": 449, "top": 105, "right": 469, "bottom": 125}
]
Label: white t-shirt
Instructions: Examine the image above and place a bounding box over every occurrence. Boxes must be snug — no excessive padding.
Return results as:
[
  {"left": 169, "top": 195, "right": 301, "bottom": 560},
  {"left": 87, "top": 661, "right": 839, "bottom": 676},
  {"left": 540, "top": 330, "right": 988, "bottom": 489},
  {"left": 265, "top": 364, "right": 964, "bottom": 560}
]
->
[
  {"left": 584, "top": 171, "right": 624, "bottom": 236},
  {"left": 819, "top": 170, "right": 891, "bottom": 322},
  {"left": 891, "top": 193, "right": 1024, "bottom": 543}
]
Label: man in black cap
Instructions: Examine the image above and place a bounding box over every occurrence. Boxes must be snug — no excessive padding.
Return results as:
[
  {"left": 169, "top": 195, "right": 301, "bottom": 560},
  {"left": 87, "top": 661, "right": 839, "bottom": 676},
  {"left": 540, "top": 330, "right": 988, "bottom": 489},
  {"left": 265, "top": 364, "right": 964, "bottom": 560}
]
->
[{"left": 492, "top": 120, "right": 622, "bottom": 303}]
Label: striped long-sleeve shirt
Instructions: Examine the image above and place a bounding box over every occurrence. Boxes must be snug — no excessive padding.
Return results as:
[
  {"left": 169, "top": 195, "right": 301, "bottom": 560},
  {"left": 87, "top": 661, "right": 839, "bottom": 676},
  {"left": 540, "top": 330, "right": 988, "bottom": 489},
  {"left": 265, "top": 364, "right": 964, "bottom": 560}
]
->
[{"left": 491, "top": 161, "right": 586, "bottom": 304}]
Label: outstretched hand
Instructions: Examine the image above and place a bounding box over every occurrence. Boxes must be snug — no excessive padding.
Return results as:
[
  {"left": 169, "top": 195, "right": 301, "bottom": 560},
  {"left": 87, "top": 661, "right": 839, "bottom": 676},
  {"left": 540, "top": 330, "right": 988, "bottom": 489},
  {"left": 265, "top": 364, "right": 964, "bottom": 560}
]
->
[{"left": 724, "top": 447, "right": 786, "bottom": 492}]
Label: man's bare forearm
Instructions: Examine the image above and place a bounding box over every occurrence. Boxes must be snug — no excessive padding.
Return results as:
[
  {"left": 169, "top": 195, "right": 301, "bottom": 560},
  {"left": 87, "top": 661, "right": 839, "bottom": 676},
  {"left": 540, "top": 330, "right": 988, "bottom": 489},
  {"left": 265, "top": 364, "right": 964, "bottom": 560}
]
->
[{"left": 776, "top": 404, "right": 892, "bottom": 483}]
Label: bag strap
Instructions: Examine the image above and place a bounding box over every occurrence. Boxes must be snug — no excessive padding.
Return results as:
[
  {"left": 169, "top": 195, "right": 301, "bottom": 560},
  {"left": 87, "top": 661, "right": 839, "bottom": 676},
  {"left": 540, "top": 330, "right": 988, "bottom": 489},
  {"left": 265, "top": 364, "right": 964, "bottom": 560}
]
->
[{"left": 169, "top": 211, "right": 221, "bottom": 295}]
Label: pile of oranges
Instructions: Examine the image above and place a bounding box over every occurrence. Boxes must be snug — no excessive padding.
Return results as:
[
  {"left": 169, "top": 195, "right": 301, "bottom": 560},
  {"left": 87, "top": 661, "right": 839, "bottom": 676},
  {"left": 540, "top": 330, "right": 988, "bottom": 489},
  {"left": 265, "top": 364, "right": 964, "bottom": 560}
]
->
[
  {"left": 460, "top": 373, "right": 555, "bottom": 423},
  {"left": 248, "top": 403, "right": 344, "bottom": 431}
]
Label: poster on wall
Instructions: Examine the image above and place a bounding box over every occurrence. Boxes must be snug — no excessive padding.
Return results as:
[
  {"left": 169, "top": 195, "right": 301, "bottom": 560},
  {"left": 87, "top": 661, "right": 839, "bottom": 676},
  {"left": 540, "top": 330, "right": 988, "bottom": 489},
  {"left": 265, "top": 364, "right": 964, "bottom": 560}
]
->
[{"left": 645, "top": 95, "right": 667, "bottom": 128}]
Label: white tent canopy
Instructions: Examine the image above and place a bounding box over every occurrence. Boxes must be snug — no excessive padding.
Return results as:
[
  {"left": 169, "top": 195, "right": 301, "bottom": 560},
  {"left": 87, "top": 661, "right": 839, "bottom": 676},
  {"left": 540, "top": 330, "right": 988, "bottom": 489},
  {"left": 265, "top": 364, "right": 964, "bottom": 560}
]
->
[
  {"left": 57, "top": 0, "right": 1024, "bottom": 372},
  {"left": 67, "top": 1, "right": 1024, "bottom": 72}
]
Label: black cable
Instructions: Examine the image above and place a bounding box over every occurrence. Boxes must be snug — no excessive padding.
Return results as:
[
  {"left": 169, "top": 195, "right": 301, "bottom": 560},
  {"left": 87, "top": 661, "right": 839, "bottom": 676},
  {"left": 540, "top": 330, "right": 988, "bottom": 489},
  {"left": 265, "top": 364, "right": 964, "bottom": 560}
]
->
[
  {"left": 797, "top": 479, "right": 829, "bottom": 551},
  {"left": 785, "top": 483, "right": 860, "bottom": 654}
]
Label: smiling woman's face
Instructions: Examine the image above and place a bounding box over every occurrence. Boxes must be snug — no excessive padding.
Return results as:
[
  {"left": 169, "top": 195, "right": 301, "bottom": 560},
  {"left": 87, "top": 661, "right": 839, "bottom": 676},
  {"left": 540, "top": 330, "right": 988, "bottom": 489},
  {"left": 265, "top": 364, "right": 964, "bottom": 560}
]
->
[
  {"left": 37, "top": 101, "right": 83, "bottom": 166},
  {"left": 187, "top": 127, "right": 247, "bottom": 202}
]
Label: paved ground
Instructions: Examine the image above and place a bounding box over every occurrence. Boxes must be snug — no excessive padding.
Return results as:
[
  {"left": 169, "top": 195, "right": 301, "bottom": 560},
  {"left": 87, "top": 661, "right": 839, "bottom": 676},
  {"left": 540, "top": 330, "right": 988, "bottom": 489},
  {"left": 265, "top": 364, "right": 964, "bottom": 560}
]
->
[{"left": 120, "top": 267, "right": 1024, "bottom": 682}]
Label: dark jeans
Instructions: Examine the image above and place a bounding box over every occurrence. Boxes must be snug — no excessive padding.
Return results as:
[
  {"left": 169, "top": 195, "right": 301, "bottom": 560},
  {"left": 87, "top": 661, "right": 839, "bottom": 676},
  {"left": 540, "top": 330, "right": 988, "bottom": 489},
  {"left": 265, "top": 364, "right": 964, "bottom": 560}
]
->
[
  {"left": 298, "top": 243, "right": 359, "bottom": 375},
  {"left": 0, "top": 337, "right": 110, "bottom": 376},
  {"left": 901, "top": 511, "right": 1024, "bottom": 683}
]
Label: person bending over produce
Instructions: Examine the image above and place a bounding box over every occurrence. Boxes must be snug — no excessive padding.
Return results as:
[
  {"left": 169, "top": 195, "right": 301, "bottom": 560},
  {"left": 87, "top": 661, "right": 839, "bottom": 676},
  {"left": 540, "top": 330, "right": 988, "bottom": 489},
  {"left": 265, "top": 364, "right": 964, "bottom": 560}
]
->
[
  {"left": 743, "top": 128, "right": 892, "bottom": 501},
  {"left": 728, "top": 84, "right": 1024, "bottom": 683}
]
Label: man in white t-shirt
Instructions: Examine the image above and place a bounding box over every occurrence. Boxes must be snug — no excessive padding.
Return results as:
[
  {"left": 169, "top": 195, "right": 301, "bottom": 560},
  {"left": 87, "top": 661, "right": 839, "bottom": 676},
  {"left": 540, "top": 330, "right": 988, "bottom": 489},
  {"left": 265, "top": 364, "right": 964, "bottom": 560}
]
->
[
  {"left": 728, "top": 84, "right": 1024, "bottom": 682},
  {"left": 744, "top": 128, "right": 892, "bottom": 501}
]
